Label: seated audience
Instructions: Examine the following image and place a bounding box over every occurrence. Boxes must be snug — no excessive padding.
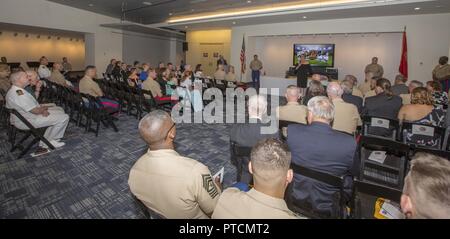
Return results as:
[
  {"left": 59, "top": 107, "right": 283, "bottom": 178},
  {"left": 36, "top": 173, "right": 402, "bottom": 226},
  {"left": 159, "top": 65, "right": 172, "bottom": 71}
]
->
[
  {"left": 157, "top": 68, "right": 170, "bottom": 95},
  {"left": 6, "top": 72, "right": 69, "bottom": 155},
  {"left": 178, "top": 71, "right": 203, "bottom": 113},
  {"left": 49, "top": 62, "right": 72, "bottom": 87},
  {"left": 142, "top": 68, "right": 172, "bottom": 101},
  {"left": 341, "top": 79, "right": 363, "bottom": 113},
  {"left": 119, "top": 63, "right": 129, "bottom": 81},
  {"left": 38, "top": 56, "right": 51, "bottom": 79},
  {"left": 391, "top": 74, "right": 409, "bottom": 95},
  {"left": 194, "top": 64, "right": 203, "bottom": 78},
  {"left": 230, "top": 95, "right": 280, "bottom": 184},
  {"left": 62, "top": 57, "right": 72, "bottom": 72},
  {"left": 343, "top": 75, "right": 363, "bottom": 98},
  {"left": 277, "top": 85, "right": 307, "bottom": 124},
  {"left": 303, "top": 80, "right": 325, "bottom": 105},
  {"left": 1, "top": 56, "right": 7, "bottom": 63},
  {"left": 225, "top": 65, "right": 237, "bottom": 83},
  {"left": 111, "top": 61, "right": 122, "bottom": 78},
  {"left": 213, "top": 139, "right": 301, "bottom": 219},
  {"left": 400, "top": 80, "right": 423, "bottom": 105},
  {"left": 167, "top": 62, "right": 174, "bottom": 72},
  {"left": 0, "top": 63, "right": 11, "bottom": 98},
  {"left": 363, "top": 76, "right": 378, "bottom": 100},
  {"left": 106, "top": 59, "right": 117, "bottom": 75},
  {"left": 78, "top": 66, "right": 119, "bottom": 112},
  {"left": 214, "top": 64, "right": 226, "bottom": 82},
  {"left": 426, "top": 80, "right": 448, "bottom": 110},
  {"left": 398, "top": 87, "right": 445, "bottom": 147},
  {"left": 25, "top": 71, "right": 43, "bottom": 99},
  {"left": 327, "top": 82, "right": 361, "bottom": 135},
  {"left": 127, "top": 68, "right": 139, "bottom": 87},
  {"left": 139, "top": 63, "right": 150, "bottom": 81},
  {"left": 128, "top": 110, "right": 221, "bottom": 219},
  {"left": 363, "top": 78, "right": 402, "bottom": 137},
  {"left": 286, "top": 96, "right": 357, "bottom": 217},
  {"left": 401, "top": 153, "right": 450, "bottom": 219}
]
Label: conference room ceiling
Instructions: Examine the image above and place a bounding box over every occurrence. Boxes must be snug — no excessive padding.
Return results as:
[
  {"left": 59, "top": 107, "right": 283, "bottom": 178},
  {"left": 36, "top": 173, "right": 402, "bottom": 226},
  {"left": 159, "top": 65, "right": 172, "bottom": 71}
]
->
[
  {"left": 47, "top": 0, "right": 450, "bottom": 30},
  {"left": 47, "top": 0, "right": 303, "bottom": 24}
]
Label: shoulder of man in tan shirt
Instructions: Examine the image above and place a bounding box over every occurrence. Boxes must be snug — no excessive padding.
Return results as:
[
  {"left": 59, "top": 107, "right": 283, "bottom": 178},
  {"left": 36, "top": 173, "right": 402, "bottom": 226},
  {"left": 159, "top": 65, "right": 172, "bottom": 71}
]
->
[
  {"left": 358, "top": 81, "right": 371, "bottom": 95},
  {"left": 79, "top": 76, "right": 103, "bottom": 97},
  {"left": 332, "top": 98, "right": 361, "bottom": 135},
  {"left": 214, "top": 70, "right": 226, "bottom": 80},
  {"left": 142, "top": 79, "right": 162, "bottom": 98},
  {"left": 212, "top": 188, "right": 302, "bottom": 219},
  {"left": 128, "top": 149, "right": 221, "bottom": 219},
  {"left": 433, "top": 64, "right": 450, "bottom": 79},
  {"left": 250, "top": 60, "right": 263, "bottom": 71},
  {"left": 49, "top": 71, "right": 67, "bottom": 86},
  {"left": 225, "top": 73, "right": 236, "bottom": 82},
  {"left": 352, "top": 87, "right": 364, "bottom": 98},
  {"left": 399, "top": 93, "right": 411, "bottom": 105},
  {"left": 277, "top": 102, "right": 308, "bottom": 124}
]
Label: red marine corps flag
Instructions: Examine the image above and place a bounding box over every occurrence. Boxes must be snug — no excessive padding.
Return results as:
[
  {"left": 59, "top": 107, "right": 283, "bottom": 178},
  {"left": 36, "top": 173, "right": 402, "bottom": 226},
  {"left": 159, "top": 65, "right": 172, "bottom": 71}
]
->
[
  {"left": 399, "top": 27, "right": 408, "bottom": 78},
  {"left": 240, "top": 35, "right": 246, "bottom": 75}
]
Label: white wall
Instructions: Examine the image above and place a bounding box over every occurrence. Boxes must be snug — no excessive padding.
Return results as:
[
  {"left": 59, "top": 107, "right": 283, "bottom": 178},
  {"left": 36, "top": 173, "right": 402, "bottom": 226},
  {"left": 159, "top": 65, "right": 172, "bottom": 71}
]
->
[
  {"left": 122, "top": 31, "right": 184, "bottom": 66},
  {"left": 0, "top": 30, "right": 86, "bottom": 70},
  {"left": 253, "top": 33, "right": 402, "bottom": 82},
  {"left": 231, "top": 13, "right": 450, "bottom": 83},
  {"left": 0, "top": 0, "right": 123, "bottom": 74}
]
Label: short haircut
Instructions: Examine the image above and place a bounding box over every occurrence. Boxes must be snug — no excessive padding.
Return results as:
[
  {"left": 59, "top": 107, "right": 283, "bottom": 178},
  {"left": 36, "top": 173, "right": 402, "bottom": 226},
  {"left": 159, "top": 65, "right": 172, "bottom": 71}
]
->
[
  {"left": 307, "top": 96, "right": 335, "bottom": 122},
  {"left": 439, "top": 56, "right": 448, "bottom": 65},
  {"left": 138, "top": 110, "right": 173, "bottom": 145},
  {"left": 344, "top": 75, "right": 357, "bottom": 85},
  {"left": 411, "top": 87, "right": 433, "bottom": 105},
  {"left": 410, "top": 80, "right": 423, "bottom": 88},
  {"left": 426, "top": 80, "right": 442, "bottom": 92},
  {"left": 403, "top": 153, "right": 450, "bottom": 218},
  {"left": 248, "top": 95, "right": 267, "bottom": 117},
  {"left": 85, "top": 65, "right": 96, "bottom": 73},
  {"left": 9, "top": 71, "right": 26, "bottom": 84},
  {"left": 327, "top": 82, "right": 343, "bottom": 97},
  {"left": 251, "top": 138, "right": 291, "bottom": 185},
  {"left": 308, "top": 80, "right": 325, "bottom": 97},
  {"left": 395, "top": 74, "right": 407, "bottom": 83},
  {"left": 286, "top": 85, "right": 300, "bottom": 97},
  {"left": 340, "top": 80, "right": 353, "bottom": 94}
]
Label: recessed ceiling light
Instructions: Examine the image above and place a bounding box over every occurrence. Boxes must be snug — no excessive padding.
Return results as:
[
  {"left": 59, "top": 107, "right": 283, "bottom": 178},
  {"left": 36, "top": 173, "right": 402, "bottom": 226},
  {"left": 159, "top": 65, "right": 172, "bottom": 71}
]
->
[
  {"left": 191, "top": 9, "right": 195, "bottom": 12},
  {"left": 185, "top": 26, "right": 189, "bottom": 29},
  {"left": 88, "top": 3, "right": 94, "bottom": 7},
  {"left": 435, "top": 5, "right": 442, "bottom": 8},
  {"left": 169, "top": 12, "right": 173, "bottom": 16},
  {"left": 232, "top": 21, "right": 236, "bottom": 25},
  {"left": 247, "top": 0, "right": 252, "bottom": 3},
  {"left": 414, "top": 7, "right": 421, "bottom": 10},
  {"left": 302, "top": 16, "right": 307, "bottom": 19},
  {"left": 142, "top": 1, "right": 152, "bottom": 5}
]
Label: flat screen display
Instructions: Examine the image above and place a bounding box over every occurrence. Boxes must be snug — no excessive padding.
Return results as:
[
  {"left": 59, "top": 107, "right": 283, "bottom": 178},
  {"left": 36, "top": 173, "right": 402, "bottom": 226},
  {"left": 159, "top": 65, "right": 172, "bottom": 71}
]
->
[{"left": 293, "top": 44, "right": 335, "bottom": 67}]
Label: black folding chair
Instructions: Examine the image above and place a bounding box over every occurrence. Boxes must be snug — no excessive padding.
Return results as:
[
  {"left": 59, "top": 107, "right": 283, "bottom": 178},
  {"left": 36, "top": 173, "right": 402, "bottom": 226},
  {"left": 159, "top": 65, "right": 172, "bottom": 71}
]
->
[
  {"left": 362, "top": 115, "right": 400, "bottom": 141},
  {"left": 0, "top": 89, "right": 7, "bottom": 127},
  {"left": 82, "top": 94, "right": 119, "bottom": 137},
  {"left": 350, "top": 179, "right": 403, "bottom": 219},
  {"left": 443, "top": 127, "right": 450, "bottom": 151},
  {"left": 358, "top": 136, "right": 410, "bottom": 189},
  {"left": 229, "top": 141, "right": 253, "bottom": 184},
  {"left": 288, "top": 163, "right": 350, "bottom": 219},
  {"left": 139, "top": 89, "right": 172, "bottom": 113},
  {"left": 278, "top": 120, "right": 306, "bottom": 140},
  {"left": 401, "top": 122, "right": 446, "bottom": 150},
  {"left": 6, "top": 108, "right": 55, "bottom": 158}
]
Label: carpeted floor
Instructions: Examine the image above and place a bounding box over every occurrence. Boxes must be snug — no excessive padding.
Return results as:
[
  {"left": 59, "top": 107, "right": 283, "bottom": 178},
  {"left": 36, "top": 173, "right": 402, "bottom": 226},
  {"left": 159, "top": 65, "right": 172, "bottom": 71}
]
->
[{"left": 0, "top": 113, "right": 237, "bottom": 219}]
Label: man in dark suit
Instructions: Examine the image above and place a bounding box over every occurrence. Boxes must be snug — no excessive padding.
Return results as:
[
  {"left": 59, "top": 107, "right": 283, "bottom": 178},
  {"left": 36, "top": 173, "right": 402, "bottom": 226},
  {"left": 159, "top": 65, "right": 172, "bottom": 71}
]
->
[
  {"left": 217, "top": 55, "right": 228, "bottom": 67},
  {"left": 286, "top": 96, "right": 358, "bottom": 218},
  {"left": 391, "top": 74, "right": 409, "bottom": 95},
  {"left": 230, "top": 95, "right": 279, "bottom": 183},
  {"left": 341, "top": 79, "right": 363, "bottom": 113}
]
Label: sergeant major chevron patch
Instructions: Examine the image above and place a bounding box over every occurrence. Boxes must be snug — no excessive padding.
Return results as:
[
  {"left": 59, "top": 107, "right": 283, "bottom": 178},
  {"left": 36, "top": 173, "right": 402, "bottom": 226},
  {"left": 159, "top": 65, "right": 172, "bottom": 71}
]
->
[{"left": 202, "top": 174, "right": 219, "bottom": 199}]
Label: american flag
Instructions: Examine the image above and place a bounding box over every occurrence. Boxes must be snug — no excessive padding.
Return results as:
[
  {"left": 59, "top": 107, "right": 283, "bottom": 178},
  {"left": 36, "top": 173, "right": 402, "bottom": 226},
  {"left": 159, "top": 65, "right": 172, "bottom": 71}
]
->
[{"left": 240, "top": 36, "right": 246, "bottom": 74}]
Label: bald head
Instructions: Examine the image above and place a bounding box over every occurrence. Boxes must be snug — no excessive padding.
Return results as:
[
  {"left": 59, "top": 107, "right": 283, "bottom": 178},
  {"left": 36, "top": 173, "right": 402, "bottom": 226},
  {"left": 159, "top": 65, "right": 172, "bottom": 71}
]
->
[
  {"left": 327, "top": 82, "right": 343, "bottom": 99},
  {"left": 139, "top": 110, "right": 175, "bottom": 149}
]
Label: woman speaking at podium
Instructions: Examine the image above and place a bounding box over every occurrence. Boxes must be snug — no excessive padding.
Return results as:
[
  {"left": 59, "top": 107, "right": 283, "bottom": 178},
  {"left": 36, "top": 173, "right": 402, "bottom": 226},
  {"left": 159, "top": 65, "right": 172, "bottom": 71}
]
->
[{"left": 295, "top": 55, "right": 312, "bottom": 94}]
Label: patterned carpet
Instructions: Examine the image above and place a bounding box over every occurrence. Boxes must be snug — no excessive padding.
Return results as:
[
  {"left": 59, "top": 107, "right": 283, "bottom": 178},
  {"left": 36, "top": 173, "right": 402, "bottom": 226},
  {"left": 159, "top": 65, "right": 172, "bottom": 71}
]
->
[{"left": 0, "top": 113, "right": 237, "bottom": 219}]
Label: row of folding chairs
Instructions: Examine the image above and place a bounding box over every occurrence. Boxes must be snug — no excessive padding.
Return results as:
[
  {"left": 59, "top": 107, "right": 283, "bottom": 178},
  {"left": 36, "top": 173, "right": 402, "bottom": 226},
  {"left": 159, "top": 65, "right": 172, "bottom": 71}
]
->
[
  {"left": 41, "top": 79, "right": 119, "bottom": 137},
  {"left": 361, "top": 115, "right": 450, "bottom": 151},
  {"left": 94, "top": 78, "right": 173, "bottom": 119},
  {"left": 230, "top": 134, "right": 449, "bottom": 219}
]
